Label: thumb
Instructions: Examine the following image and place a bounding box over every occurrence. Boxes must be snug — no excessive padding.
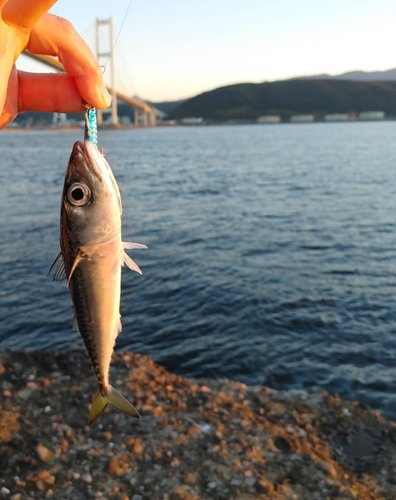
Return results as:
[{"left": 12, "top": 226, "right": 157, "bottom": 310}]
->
[{"left": 0, "top": 65, "right": 19, "bottom": 128}]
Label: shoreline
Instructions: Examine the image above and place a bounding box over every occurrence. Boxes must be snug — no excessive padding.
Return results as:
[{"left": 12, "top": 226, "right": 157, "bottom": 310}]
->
[
  {"left": 1, "top": 119, "right": 394, "bottom": 134},
  {"left": 1, "top": 349, "right": 395, "bottom": 500}
]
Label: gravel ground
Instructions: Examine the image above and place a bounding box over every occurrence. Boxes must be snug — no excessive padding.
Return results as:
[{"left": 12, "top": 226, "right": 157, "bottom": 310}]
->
[{"left": 1, "top": 349, "right": 396, "bottom": 500}]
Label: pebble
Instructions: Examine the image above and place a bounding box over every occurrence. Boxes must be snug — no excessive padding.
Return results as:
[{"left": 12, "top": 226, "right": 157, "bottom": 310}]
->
[
  {"left": 36, "top": 444, "right": 52, "bottom": 462},
  {"left": 36, "top": 471, "right": 51, "bottom": 481},
  {"left": 1, "top": 487, "right": 10, "bottom": 495},
  {"left": 318, "top": 461, "right": 338, "bottom": 479},
  {"left": 256, "top": 478, "right": 274, "bottom": 495},
  {"left": 133, "top": 438, "right": 145, "bottom": 455},
  {"left": 82, "top": 473, "right": 93, "bottom": 484},
  {"left": 185, "top": 473, "right": 196, "bottom": 485},
  {"left": 41, "top": 378, "right": 51, "bottom": 387},
  {"left": 246, "top": 476, "right": 257, "bottom": 487},
  {"left": 17, "top": 388, "right": 34, "bottom": 400},
  {"left": 108, "top": 459, "right": 121, "bottom": 475}
]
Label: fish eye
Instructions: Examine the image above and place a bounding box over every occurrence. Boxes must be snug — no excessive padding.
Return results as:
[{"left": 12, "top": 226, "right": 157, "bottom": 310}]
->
[{"left": 67, "top": 182, "right": 91, "bottom": 206}]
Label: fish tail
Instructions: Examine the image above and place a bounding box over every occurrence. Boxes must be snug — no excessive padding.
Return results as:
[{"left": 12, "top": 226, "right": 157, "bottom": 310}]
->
[{"left": 89, "top": 385, "right": 140, "bottom": 425}]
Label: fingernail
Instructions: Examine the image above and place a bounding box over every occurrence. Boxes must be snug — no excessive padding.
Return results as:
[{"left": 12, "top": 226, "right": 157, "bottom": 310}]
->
[{"left": 101, "top": 83, "right": 111, "bottom": 107}]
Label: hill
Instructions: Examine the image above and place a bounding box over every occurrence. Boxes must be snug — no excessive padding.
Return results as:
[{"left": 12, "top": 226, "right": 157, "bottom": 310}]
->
[
  {"left": 149, "top": 99, "right": 188, "bottom": 115},
  {"left": 296, "top": 68, "right": 396, "bottom": 81},
  {"left": 168, "top": 79, "right": 396, "bottom": 121}
]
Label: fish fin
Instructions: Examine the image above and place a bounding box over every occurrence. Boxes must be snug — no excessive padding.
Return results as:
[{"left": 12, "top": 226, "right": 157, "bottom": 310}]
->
[
  {"left": 72, "top": 316, "right": 79, "bottom": 331},
  {"left": 89, "top": 387, "right": 107, "bottom": 425},
  {"left": 89, "top": 385, "right": 140, "bottom": 425},
  {"left": 123, "top": 242, "right": 148, "bottom": 250},
  {"left": 107, "top": 385, "right": 140, "bottom": 418},
  {"left": 122, "top": 242, "right": 147, "bottom": 274},
  {"left": 122, "top": 252, "right": 143, "bottom": 274},
  {"left": 48, "top": 252, "right": 67, "bottom": 281},
  {"left": 68, "top": 250, "right": 86, "bottom": 286}
]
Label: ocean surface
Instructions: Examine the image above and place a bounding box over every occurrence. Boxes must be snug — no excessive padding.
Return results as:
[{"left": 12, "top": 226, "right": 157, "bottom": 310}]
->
[{"left": 1, "top": 122, "right": 396, "bottom": 418}]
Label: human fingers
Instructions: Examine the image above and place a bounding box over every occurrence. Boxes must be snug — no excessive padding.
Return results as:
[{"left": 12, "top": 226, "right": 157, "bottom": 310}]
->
[
  {"left": 18, "top": 71, "right": 89, "bottom": 113},
  {"left": 0, "top": 29, "right": 21, "bottom": 119},
  {"left": 28, "top": 14, "right": 111, "bottom": 109},
  {"left": 2, "top": 0, "right": 57, "bottom": 29}
]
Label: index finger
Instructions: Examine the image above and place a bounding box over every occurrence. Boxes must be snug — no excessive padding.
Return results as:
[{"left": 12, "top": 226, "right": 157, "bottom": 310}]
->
[
  {"left": 2, "top": 0, "right": 57, "bottom": 29},
  {"left": 27, "top": 14, "right": 111, "bottom": 109}
]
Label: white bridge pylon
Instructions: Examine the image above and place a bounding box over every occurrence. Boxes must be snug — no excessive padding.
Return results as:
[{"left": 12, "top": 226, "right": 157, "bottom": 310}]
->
[
  {"left": 96, "top": 17, "right": 118, "bottom": 126},
  {"left": 22, "top": 21, "right": 156, "bottom": 127}
]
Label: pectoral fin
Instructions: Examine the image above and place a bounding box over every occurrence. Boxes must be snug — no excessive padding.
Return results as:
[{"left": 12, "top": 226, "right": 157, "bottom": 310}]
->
[
  {"left": 68, "top": 249, "right": 86, "bottom": 286},
  {"left": 123, "top": 242, "right": 148, "bottom": 250},
  {"left": 122, "top": 252, "right": 143, "bottom": 274},
  {"left": 122, "top": 241, "right": 147, "bottom": 275},
  {"left": 89, "top": 385, "right": 140, "bottom": 425}
]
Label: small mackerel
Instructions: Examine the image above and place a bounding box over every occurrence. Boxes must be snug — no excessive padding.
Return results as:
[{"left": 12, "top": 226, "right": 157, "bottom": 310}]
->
[{"left": 52, "top": 133, "right": 146, "bottom": 424}]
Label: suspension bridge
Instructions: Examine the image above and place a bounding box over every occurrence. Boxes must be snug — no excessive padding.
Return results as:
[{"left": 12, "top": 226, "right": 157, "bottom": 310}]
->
[{"left": 23, "top": 18, "right": 157, "bottom": 127}]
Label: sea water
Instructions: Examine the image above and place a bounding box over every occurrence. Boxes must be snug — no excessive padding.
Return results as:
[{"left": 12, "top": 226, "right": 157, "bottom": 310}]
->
[{"left": 1, "top": 122, "right": 396, "bottom": 418}]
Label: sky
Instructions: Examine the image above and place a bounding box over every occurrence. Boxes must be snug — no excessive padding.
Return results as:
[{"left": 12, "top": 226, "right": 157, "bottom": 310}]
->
[{"left": 16, "top": 0, "right": 396, "bottom": 102}]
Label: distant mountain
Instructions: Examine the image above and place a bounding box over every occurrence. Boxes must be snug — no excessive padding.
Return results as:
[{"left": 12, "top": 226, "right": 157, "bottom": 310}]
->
[
  {"left": 168, "top": 79, "right": 396, "bottom": 121},
  {"left": 148, "top": 99, "right": 189, "bottom": 116},
  {"left": 296, "top": 68, "right": 396, "bottom": 81}
]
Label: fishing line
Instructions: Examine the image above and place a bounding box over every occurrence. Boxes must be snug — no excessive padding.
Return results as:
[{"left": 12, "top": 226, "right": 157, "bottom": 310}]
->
[
  {"left": 101, "top": 0, "right": 133, "bottom": 72},
  {"left": 85, "top": 0, "right": 133, "bottom": 145}
]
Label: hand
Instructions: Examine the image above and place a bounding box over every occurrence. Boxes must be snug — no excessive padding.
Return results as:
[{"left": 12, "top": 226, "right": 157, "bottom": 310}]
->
[{"left": 0, "top": 0, "right": 111, "bottom": 128}]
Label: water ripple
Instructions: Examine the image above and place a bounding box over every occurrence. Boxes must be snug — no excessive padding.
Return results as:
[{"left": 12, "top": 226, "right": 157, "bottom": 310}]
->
[{"left": 1, "top": 124, "right": 396, "bottom": 418}]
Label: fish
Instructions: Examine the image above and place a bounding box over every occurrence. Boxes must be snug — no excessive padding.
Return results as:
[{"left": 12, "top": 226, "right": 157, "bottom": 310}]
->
[{"left": 51, "top": 139, "right": 146, "bottom": 425}]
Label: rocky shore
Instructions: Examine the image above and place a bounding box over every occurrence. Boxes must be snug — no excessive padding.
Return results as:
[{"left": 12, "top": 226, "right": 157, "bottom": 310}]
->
[{"left": 1, "top": 349, "right": 396, "bottom": 500}]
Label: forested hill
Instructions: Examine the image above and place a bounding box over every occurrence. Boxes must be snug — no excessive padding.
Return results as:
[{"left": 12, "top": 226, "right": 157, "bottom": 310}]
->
[{"left": 168, "top": 79, "right": 396, "bottom": 121}]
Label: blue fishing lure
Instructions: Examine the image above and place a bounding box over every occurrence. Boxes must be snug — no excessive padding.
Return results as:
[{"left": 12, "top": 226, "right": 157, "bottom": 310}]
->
[{"left": 84, "top": 106, "right": 98, "bottom": 147}]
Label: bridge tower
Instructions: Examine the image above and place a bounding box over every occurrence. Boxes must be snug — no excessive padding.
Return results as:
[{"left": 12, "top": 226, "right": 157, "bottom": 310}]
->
[{"left": 95, "top": 18, "right": 118, "bottom": 126}]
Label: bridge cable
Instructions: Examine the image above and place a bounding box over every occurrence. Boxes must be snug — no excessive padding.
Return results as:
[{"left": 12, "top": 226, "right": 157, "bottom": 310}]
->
[{"left": 102, "top": 0, "right": 133, "bottom": 72}]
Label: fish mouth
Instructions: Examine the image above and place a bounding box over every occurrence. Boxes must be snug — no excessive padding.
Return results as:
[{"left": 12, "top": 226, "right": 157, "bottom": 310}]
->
[{"left": 68, "top": 141, "right": 99, "bottom": 179}]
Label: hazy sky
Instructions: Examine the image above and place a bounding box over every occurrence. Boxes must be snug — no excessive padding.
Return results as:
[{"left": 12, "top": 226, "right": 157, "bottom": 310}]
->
[{"left": 17, "top": 0, "right": 396, "bottom": 101}]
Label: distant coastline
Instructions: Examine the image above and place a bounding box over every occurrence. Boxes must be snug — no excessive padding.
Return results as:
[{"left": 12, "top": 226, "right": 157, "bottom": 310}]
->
[{"left": 2, "top": 116, "right": 393, "bottom": 133}]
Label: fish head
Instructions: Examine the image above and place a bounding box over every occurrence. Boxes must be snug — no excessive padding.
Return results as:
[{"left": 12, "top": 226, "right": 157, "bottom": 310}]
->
[{"left": 61, "top": 140, "right": 122, "bottom": 247}]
